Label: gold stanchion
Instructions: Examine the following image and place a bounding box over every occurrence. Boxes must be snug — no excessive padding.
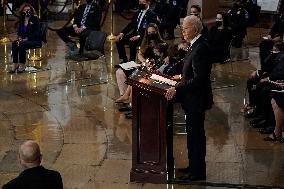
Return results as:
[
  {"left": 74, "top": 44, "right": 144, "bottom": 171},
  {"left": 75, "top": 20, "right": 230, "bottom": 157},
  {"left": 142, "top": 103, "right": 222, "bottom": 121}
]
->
[
  {"left": 107, "top": 0, "right": 116, "bottom": 40},
  {"left": 0, "top": 1, "right": 11, "bottom": 43},
  {"left": 28, "top": 0, "right": 42, "bottom": 61}
]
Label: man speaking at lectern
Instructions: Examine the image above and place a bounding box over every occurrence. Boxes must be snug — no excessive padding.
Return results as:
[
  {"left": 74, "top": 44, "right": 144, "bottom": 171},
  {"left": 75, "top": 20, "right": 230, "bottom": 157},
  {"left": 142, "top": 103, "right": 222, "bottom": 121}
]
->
[{"left": 165, "top": 15, "right": 213, "bottom": 181}]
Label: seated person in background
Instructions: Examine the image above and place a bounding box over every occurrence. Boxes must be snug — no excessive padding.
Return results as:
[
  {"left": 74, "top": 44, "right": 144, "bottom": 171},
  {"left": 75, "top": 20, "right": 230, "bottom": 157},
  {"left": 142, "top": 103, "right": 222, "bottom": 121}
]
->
[
  {"left": 56, "top": 0, "right": 102, "bottom": 55},
  {"left": 227, "top": 0, "right": 249, "bottom": 48},
  {"left": 115, "top": 0, "right": 157, "bottom": 63},
  {"left": 162, "top": 44, "right": 185, "bottom": 76},
  {"left": 263, "top": 83, "right": 284, "bottom": 142},
  {"left": 2, "top": 140, "right": 63, "bottom": 189},
  {"left": 208, "top": 12, "right": 232, "bottom": 63},
  {"left": 115, "top": 23, "right": 166, "bottom": 103},
  {"left": 243, "top": 42, "right": 284, "bottom": 113},
  {"left": 154, "top": 0, "right": 180, "bottom": 39},
  {"left": 259, "top": 12, "right": 284, "bottom": 66},
  {"left": 10, "top": 3, "right": 41, "bottom": 73}
]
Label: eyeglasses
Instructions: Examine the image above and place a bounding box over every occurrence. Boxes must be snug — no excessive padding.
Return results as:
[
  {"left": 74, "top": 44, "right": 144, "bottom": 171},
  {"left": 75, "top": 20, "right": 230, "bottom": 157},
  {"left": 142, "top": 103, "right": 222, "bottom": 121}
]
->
[{"left": 180, "top": 26, "right": 190, "bottom": 32}]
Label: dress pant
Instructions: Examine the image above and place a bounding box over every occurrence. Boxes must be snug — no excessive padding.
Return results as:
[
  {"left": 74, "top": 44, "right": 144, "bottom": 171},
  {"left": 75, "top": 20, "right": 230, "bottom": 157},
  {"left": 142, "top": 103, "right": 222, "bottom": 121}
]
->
[
  {"left": 116, "top": 34, "right": 141, "bottom": 62},
  {"left": 56, "top": 26, "right": 92, "bottom": 53},
  {"left": 12, "top": 40, "right": 42, "bottom": 64},
  {"left": 185, "top": 112, "right": 206, "bottom": 177}
]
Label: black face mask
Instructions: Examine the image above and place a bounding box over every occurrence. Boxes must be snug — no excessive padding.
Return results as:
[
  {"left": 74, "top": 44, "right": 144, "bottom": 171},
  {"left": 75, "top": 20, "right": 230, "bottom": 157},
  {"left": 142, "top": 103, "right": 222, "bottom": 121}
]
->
[
  {"left": 139, "top": 4, "right": 147, "bottom": 10},
  {"left": 148, "top": 33, "right": 158, "bottom": 40},
  {"left": 22, "top": 10, "right": 32, "bottom": 17},
  {"left": 216, "top": 21, "right": 222, "bottom": 27},
  {"left": 86, "top": 0, "right": 93, "bottom": 4}
]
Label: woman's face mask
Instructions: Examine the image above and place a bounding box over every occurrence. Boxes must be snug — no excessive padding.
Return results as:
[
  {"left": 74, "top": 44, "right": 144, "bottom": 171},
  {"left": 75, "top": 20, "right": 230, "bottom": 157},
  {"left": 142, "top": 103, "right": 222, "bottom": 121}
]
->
[
  {"left": 148, "top": 32, "right": 158, "bottom": 40},
  {"left": 22, "top": 8, "right": 32, "bottom": 17}
]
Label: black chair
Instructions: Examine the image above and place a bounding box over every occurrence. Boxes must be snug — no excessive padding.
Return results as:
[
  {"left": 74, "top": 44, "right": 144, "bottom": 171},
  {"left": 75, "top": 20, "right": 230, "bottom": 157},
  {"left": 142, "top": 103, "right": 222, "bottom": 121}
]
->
[
  {"left": 211, "top": 39, "right": 235, "bottom": 89},
  {"left": 66, "top": 31, "right": 108, "bottom": 86},
  {"left": 26, "top": 22, "right": 49, "bottom": 72}
]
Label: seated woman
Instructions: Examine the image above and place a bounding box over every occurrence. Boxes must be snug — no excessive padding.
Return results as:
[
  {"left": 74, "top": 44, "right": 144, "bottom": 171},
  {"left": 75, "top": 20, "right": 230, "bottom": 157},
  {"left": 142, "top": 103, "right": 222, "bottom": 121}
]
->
[
  {"left": 115, "top": 23, "right": 167, "bottom": 103},
  {"left": 208, "top": 12, "right": 232, "bottom": 63},
  {"left": 264, "top": 81, "right": 284, "bottom": 142},
  {"left": 242, "top": 42, "right": 284, "bottom": 113},
  {"left": 10, "top": 3, "right": 41, "bottom": 73}
]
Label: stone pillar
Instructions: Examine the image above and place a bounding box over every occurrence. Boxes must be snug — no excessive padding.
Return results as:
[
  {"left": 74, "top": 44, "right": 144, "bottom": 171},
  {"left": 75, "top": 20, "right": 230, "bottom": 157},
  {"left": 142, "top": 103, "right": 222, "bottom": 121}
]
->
[{"left": 187, "top": 0, "right": 219, "bottom": 26}]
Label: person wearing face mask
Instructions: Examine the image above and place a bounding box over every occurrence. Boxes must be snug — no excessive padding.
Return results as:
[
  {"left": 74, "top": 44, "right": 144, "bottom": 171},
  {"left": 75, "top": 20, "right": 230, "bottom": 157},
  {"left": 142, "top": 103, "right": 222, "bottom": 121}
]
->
[
  {"left": 243, "top": 42, "right": 284, "bottom": 127},
  {"left": 227, "top": 0, "right": 249, "bottom": 48},
  {"left": 115, "top": 0, "right": 158, "bottom": 63},
  {"left": 1, "top": 140, "right": 63, "bottom": 189},
  {"left": 115, "top": 23, "right": 166, "bottom": 104},
  {"left": 56, "top": 0, "right": 102, "bottom": 56},
  {"left": 208, "top": 12, "right": 232, "bottom": 63},
  {"left": 9, "top": 3, "right": 41, "bottom": 73}
]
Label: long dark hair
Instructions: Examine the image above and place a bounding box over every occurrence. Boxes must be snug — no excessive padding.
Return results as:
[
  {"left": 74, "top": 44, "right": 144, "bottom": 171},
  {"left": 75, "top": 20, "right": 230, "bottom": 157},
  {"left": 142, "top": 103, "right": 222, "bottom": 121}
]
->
[
  {"left": 17, "top": 3, "right": 36, "bottom": 17},
  {"left": 140, "top": 23, "right": 165, "bottom": 54}
]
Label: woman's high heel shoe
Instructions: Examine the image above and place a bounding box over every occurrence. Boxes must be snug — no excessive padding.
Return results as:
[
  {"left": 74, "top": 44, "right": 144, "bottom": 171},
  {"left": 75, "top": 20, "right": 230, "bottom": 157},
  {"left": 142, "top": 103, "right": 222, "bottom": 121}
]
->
[{"left": 8, "top": 64, "right": 19, "bottom": 74}]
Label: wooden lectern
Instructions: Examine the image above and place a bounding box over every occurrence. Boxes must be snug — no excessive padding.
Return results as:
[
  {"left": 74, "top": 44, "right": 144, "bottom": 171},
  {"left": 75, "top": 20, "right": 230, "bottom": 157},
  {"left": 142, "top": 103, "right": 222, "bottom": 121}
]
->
[{"left": 127, "top": 69, "right": 175, "bottom": 184}]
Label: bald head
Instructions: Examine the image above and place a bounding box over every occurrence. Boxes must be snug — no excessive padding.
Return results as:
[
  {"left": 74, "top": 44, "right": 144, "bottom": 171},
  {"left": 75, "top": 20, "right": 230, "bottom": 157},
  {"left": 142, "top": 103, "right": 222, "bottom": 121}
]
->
[
  {"left": 19, "top": 140, "right": 41, "bottom": 166},
  {"left": 182, "top": 15, "right": 203, "bottom": 42}
]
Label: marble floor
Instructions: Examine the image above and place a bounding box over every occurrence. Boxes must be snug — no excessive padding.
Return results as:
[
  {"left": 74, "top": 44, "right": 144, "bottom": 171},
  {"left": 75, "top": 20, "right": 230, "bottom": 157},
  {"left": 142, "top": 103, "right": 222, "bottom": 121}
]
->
[{"left": 0, "top": 12, "right": 284, "bottom": 189}]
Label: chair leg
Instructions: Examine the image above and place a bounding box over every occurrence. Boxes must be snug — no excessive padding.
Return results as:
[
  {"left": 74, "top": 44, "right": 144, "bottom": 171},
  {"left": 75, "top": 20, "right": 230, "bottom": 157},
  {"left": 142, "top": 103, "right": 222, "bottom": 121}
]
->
[{"left": 28, "top": 49, "right": 42, "bottom": 61}]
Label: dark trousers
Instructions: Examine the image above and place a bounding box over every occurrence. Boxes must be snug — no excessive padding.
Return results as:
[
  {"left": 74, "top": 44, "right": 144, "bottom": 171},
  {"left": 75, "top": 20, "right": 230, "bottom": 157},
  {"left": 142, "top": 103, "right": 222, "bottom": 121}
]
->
[
  {"left": 12, "top": 40, "right": 41, "bottom": 64},
  {"left": 116, "top": 35, "right": 141, "bottom": 62},
  {"left": 185, "top": 112, "right": 206, "bottom": 177},
  {"left": 232, "top": 35, "right": 244, "bottom": 48},
  {"left": 56, "top": 26, "right": 92, "bottom": 53}
]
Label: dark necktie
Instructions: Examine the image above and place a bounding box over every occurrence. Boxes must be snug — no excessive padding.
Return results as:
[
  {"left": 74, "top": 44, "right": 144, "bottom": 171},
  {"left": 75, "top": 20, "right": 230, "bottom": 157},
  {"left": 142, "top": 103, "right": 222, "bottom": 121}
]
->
[
  {"left": 137, "top": 11, "right": 144, "bottom": 30},
  {"left": 81, "top": 5, "right": 91, "bottom": 26}
]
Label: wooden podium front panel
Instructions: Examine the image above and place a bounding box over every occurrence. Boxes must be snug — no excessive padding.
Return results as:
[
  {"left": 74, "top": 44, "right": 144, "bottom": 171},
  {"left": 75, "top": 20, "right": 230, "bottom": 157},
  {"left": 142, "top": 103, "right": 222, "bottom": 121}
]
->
[{"left": 130, "top": 85, "right": 169, "bottom": 184}]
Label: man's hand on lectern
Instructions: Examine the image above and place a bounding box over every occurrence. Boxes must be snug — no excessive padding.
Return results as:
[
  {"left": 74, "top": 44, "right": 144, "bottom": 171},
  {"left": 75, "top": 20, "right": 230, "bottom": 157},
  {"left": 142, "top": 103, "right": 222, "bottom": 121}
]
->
[{"left": 165, "top": 87, "right": 176, "bottom": 100}]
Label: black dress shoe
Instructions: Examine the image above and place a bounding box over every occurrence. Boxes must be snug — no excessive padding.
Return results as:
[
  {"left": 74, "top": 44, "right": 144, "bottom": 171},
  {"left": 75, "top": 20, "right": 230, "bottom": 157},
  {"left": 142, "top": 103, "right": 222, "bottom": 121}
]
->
[
  {"left": 251, "top": 119, "right": 267, "bottom": 128},
  {"left": 244, "top": 108, "right": 258, "bottom": 118},
  {"left": 125, "top": 113, "right": 132, "bottom": 119},
  {"left": 177, "top": 167, "right": 191, "bottom": 174},
  {"left": 118, "top": 106, "right": 132, "bottom": 112},
  {"left": 250, "top": 117, "right": 265, "bottom": 125},
  {"left": 177, "top": 173, "right": 206, "bottom": 181}
]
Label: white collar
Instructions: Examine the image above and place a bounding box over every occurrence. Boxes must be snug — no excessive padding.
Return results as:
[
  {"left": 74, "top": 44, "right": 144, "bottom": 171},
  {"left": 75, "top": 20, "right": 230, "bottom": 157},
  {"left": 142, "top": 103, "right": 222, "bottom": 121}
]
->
[{"left": 190, "top": 34, "right": 202, "bottom": 47}]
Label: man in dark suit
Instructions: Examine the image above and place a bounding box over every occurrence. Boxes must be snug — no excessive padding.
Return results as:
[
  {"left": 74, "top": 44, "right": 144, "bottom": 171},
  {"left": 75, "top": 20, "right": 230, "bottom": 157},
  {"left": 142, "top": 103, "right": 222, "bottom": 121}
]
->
[
  {"left": 57, "top": 0, "right": 102, "bottom": 54},
  {"left": 115, "top": 0, "right": 157, "bottom": 63},
  {"left": 2, "top": 140, "right": 63, "bottom": 189},
  {"left": 165, "top": 15, "right": 213, "bottom": 181}
]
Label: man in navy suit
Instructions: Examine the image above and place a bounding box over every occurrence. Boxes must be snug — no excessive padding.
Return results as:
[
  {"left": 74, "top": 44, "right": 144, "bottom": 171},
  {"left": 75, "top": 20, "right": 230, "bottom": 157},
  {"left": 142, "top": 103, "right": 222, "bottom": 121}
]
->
[
  {"left": 115, "top": 0, "right": 157, "bottom": 63},
  {"left": 165, "top": 15, "right": 213, "bottom": 181},
  {"left": 57, "top": 0, "right": 102, "bottom": 54},
  {"left": 2, "top": 140, "right": 63, "bottom": 189}
]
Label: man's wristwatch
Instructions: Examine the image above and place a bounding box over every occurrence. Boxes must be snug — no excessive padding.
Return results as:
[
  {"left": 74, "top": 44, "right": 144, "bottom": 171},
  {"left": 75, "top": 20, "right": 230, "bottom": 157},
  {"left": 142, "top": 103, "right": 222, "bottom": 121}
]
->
[{"left": 137, "top": 35, "right": 141, "bottom": 38}]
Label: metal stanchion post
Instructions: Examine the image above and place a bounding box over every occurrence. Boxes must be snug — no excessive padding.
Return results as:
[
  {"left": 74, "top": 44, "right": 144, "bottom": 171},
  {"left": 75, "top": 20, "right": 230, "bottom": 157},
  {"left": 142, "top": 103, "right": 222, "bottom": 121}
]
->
[
  {"left": 107, "top": 0, "right": 116, "bottom": 40},
  {"left": 0, "top": 0, "right": 11, "bottom": 43}
]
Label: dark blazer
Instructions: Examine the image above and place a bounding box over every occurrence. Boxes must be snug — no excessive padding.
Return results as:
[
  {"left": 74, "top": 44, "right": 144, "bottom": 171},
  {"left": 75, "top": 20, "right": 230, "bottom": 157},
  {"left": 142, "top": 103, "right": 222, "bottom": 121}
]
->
[
  {"left": 2, "top": 166, "right": 63, "bottom": 189},
  {"left": 175, "top": 36, "right": 213, "bottom": 113},
  {"left": 74, "top": 3, "right": 102, "bottom": 30},
  {"left": 18, "top": 15, "right": 41, "bottom": 41},
  {"left": 121, "top": 9, "right": 157, "bottom": 38}
]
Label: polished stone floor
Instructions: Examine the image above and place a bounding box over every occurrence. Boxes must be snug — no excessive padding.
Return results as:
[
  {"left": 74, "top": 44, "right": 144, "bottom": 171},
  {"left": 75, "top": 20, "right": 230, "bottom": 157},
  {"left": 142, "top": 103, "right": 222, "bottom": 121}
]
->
[{"left": 0, "top": 12, "right": 284, "bottom": 189}]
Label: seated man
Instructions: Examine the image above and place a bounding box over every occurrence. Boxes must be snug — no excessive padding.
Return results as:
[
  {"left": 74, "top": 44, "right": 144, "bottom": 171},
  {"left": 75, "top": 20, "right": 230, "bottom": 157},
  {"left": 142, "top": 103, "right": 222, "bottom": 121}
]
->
[
  {"left": 115, "top": 0, "right": 158, "bottom": 63},
  {"left": 56, "top": 0, "right": 102, "bottom": 55},
  {"left": 259, "top": 12, "right": 284, "bottom": 66},
  {"left": 2, "top": 140, "right": 63, "bottom": 189}
]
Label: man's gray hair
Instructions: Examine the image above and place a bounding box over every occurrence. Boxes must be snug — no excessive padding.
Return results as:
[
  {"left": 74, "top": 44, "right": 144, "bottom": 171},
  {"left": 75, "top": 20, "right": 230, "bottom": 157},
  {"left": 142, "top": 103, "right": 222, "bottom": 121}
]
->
[
  {"left": 183, "top": 15, "right": 203, "bottom": 35},
  {"left": 19, "top": 140, "right": 41, "bottom": 163}
]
